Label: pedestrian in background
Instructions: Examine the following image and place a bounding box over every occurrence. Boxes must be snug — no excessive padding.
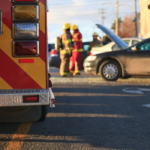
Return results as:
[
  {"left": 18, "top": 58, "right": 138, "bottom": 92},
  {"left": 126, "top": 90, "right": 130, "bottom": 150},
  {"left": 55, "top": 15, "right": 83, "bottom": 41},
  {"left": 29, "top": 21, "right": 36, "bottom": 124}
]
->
[
  {"left": 69, "top": 24, "right": 83, "bottom": 75},
  {"left": 58, "top": 23, "right": 73, "bottom": 77},
  {"left": 87, "top": 32, "right": 103, "bottom": 55}
]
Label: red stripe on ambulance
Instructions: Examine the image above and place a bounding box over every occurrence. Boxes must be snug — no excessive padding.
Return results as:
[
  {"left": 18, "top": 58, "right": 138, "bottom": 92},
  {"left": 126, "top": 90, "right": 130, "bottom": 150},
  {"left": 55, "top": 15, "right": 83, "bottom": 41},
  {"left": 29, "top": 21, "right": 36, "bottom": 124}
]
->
[
  {"left": 39, "top": 30, "right": 46, "bottom": 62},
  {"left": 0, "top": 1, "right": 12, "bottom": 30}
]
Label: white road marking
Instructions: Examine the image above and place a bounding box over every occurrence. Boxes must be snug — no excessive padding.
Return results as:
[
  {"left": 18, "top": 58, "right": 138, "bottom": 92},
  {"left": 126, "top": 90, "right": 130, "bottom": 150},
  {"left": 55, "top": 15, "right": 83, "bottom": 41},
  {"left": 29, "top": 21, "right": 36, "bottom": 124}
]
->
[
  {"left": 138, "top": 88, "right": 150, "bottom": 91},
  {"left": 142, "top": 104, "right": 150, "bottom": 108},
  {"left": 122, "top": 88, "right": 144, "bottom": 94}
]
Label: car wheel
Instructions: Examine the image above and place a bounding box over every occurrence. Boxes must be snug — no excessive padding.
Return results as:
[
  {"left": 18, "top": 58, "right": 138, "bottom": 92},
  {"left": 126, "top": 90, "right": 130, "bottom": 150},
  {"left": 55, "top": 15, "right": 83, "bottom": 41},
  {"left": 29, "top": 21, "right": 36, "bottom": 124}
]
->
[
  {"left": 100, "top": 60, "right": 121, "bottom": 81},
  {"left": 38, "top": 106, "right": 47, "bottom": 121}
]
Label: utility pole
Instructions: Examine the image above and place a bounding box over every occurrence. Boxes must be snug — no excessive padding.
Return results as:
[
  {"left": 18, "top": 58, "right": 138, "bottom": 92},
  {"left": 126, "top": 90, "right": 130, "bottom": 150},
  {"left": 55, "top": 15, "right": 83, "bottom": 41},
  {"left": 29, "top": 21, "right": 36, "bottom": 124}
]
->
[
  {"left": 99, "top": 6, "right": 106, "bottom": 38},
  {"left": 115, "top": 0, "right": 118, "bottom": 35},
  {"left": 134, "top": 0, "right": 138, "bottom": 37}
]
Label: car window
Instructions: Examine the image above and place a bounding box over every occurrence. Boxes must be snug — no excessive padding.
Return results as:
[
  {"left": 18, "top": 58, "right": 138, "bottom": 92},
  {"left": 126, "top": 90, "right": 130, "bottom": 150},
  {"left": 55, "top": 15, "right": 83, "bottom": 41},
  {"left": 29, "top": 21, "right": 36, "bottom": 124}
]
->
[
  {"left": 123, "top": 40, "right": 130, "bottom": 46},
  {"left": 112, "top": 44, "right": 121, "bottom": 51},
  {"left": 132, "top": 40, "right": 140, "bottom": 45},
  {"left": 83, "top": 44, "right": 89, "bottom": 51},
  {"left": 137, "top": 41, "right": 150, "bottom": 51}
]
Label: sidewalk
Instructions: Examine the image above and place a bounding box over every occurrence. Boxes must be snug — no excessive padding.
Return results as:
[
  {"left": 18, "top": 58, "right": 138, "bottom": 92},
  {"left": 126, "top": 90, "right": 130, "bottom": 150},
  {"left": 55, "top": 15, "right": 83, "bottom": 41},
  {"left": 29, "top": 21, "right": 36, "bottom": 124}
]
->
[{"left": 50, "top": 67, "right": 150, "bottom": 85}]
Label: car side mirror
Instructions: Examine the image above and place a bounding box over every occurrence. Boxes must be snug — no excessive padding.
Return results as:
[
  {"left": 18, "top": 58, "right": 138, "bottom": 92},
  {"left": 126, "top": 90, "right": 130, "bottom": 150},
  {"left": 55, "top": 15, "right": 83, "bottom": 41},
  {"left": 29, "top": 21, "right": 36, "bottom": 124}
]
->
[
  {"left": 131, "top": 46, "right": 137, "bottom": 51},
  {"left": 0, "top": 10, "right": 2, "bottom": 35}
]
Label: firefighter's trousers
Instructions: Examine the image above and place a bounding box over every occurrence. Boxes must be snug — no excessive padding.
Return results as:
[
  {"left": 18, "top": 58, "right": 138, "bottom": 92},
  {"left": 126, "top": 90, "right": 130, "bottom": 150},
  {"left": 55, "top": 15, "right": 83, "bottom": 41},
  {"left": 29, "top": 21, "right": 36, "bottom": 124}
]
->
[
  {"left": 69, "top": 51, "right": 83, "bottom": 74},
  {"left": 60, "top": 54, "right": 71, "bottom": 76}
]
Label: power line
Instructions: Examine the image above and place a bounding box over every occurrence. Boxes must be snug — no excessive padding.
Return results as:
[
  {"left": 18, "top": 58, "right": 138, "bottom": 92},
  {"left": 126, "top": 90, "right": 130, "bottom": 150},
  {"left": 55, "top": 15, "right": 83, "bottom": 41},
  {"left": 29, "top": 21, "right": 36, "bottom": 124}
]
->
[
  {"left": 49, "top": 0, "right": 113, "bottom": 5},
  {"left": 49, "top": 1, "right": 134, "bottom": 9},
  {"left": 48, "top": 13, "right": 100, "bottom": 18}
]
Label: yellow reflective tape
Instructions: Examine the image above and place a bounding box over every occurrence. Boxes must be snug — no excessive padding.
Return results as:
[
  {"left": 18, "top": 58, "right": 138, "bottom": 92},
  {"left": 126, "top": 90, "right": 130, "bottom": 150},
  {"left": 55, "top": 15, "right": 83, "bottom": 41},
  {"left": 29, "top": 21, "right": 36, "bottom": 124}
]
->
[
  {"left": 73, "top": 39, "right": 82, "bottom": 42},
  {"left": 60, "top": 72, "right": 70, "bottom": 76},
  {"left": 0, "top": 77, "right": 12, "bottom": 89},
  {"left": 69, "top": 70, "right": 74, "bottom": 73},
  {"left": 60, "top": 50, "right": 69, "bottom": 54},
  {"left": 68, "top": 47, "right": 72, "bottom": 50},
  {"left": 0, "top": 24, "right": 46, "bottom": 89},
  {"left": 73, "top": 49, "right": 83, "bottom": 52},
  {"left": 93, "top": 44, "right": 103, "bottom": 47},
  {"left": 62, "top": 39, "right": 72, "bottom": 45},
  {"left": 67, "top": 39, "right": 72, "bottom": 42},
  {"left": 75, "top": 70, "right": 81, "bottom": 73},
  {"left": 39, "top": 2, "right": 45, "bottom": 34},
  {"left": 74, "top": 33, "right": 78, "bottom": 38},
  {"left": 5, "top": 122, "right": 33, "bottom": 150}
]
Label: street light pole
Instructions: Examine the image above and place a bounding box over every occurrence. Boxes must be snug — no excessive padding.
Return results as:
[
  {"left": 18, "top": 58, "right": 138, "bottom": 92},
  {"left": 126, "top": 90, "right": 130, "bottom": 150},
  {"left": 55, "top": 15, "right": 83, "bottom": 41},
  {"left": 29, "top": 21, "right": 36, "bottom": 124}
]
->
[
  {"left": 115, "top": 0, "right": 118, "bottom": 35},
  {"left": 134, "top": 0, "right": 138, "bottom": 37}
]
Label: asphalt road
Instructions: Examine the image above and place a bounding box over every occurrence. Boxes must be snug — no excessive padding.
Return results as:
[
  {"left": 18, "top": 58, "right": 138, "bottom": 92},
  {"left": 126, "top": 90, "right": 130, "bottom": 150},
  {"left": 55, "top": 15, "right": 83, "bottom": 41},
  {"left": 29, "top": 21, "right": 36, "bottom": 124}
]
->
[{"left": 1, "top": 68, "right": 150, "bottom": 150}]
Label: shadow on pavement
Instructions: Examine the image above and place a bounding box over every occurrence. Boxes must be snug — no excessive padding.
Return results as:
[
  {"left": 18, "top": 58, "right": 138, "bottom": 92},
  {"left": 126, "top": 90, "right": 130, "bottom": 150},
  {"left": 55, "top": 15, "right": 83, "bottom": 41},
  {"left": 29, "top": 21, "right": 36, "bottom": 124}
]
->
[{"left": 0, "top": 83, "right": 150, "bottom": 150}]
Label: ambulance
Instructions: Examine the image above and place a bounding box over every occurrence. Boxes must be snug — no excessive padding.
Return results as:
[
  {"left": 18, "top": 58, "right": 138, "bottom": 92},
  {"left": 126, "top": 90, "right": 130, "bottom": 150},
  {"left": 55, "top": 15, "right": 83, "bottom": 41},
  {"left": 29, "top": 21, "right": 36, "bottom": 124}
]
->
[{"left": 0, "top": 0, "right": 55, "bottom": 122}]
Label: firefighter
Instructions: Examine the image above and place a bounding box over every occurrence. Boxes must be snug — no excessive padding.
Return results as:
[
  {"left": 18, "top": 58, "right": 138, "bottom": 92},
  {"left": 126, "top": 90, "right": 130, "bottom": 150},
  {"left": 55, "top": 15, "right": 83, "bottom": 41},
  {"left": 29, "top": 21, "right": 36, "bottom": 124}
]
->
[
  {"left": 87, "top": 32, "right": 103, "bottom": 55},
  {"left": 59, "top": 23, "right": 73, "bottom": 77},
  {"left": 69, "top": 24, "right": 83, "bottom": 75}
]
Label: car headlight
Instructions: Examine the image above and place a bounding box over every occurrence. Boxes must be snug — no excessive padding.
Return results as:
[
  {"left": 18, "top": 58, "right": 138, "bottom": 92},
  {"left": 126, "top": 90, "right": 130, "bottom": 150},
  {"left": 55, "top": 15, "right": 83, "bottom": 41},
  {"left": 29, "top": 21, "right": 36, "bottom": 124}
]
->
[{"left": 86, "top": 56, "right": 97, "bottom": 61}]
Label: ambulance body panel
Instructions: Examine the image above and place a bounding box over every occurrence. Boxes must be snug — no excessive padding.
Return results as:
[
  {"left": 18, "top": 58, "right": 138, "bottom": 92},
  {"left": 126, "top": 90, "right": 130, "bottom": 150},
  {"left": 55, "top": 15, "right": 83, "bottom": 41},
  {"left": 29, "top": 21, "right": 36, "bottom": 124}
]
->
[{"left": 0, "top": 0, "right": 54, "bottom": 122}]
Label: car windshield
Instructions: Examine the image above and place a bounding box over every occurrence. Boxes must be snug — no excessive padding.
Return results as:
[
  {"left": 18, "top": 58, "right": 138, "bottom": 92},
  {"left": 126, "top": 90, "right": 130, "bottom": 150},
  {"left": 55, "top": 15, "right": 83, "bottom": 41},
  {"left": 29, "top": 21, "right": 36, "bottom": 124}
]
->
[
  {"left": 128, "top": 41, "right": 142, "bottom": 51},
  {"left": 123, "top": 40, "right": 130, "bottom": 46}
]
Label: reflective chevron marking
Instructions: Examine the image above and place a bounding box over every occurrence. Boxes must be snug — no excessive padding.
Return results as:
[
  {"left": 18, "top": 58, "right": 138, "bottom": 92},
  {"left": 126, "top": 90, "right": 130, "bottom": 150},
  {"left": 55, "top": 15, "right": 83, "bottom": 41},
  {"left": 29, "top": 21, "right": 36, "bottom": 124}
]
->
[
  {"left": 0, "top": 49, "right": 42, "bottom": 89},
  {"left": 0, "top": 0, "right": 47, "bottom": 89},
  {"left": 0, "top": 77, "right": 12, "bottom": 89}
]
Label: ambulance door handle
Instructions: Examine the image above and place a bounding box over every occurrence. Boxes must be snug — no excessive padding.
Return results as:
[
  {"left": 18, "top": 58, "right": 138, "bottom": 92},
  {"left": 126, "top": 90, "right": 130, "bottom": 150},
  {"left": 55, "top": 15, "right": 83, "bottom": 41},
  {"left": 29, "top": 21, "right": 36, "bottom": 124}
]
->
[{"left": 0, "top": 9, "right": 2, "bottom": 35}]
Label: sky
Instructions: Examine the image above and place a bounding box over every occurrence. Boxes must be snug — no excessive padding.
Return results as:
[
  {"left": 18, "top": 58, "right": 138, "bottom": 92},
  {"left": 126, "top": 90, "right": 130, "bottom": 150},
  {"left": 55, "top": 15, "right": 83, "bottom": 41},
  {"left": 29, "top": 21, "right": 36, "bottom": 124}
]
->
[{"left": 47, "top": 0, "right": 141, "bottom": 43}]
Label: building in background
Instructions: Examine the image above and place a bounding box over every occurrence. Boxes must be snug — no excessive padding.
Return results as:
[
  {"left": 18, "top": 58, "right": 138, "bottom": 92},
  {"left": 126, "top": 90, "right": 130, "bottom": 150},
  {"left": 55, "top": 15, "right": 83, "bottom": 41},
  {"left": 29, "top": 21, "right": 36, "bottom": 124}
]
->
[{"left": 140, "top": 0, "right": 150, "bottom": 38}]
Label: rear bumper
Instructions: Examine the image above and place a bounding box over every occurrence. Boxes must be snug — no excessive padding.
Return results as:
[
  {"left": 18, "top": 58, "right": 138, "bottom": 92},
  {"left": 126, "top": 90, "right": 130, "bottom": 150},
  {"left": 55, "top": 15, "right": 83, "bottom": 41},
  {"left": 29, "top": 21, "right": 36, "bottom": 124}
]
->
[{"left": 0, "top": 88, "right": 55, "bottom": 107}]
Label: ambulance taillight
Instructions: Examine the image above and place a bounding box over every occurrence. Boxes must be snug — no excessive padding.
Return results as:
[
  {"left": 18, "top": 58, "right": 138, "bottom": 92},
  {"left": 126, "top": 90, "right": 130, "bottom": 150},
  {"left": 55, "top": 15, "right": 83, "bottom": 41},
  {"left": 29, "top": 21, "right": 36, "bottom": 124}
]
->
[
  {"left": 12, "top": 23, "right": 39, "bottom": 39},
  {"left": 23, "top": 95, "right": 39, "bottom": 103},
  {"left": 11, "top": 0, "right": 40, "bottom": 57},
  {"left": 12, "top": 5, "right": 39, "bottom": 21},
  {"left": 12, "top": 41, "right": 39, "bottom": 56}
]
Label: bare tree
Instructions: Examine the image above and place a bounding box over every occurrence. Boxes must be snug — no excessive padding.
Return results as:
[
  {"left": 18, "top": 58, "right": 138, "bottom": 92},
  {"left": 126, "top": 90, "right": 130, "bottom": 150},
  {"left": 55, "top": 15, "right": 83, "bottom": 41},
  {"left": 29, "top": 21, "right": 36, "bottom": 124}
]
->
[{"left": 118, "top": 15, "right": 136, "bottom": 38}]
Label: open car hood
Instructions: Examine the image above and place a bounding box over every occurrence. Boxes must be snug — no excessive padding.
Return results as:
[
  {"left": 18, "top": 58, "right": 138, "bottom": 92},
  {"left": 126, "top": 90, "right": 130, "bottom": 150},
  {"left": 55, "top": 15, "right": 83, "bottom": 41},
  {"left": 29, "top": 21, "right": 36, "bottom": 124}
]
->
[{"left": 96, "top": 24, "right": 128, "bottom": 50}]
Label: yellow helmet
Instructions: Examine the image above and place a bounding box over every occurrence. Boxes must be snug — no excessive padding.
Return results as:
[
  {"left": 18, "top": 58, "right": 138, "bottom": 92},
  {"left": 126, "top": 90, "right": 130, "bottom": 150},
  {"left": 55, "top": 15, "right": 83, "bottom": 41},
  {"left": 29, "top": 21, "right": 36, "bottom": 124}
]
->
[
  {"left": 92, "top": 32, "right": 98, "bottom": 36},
  {"left": 70, "top": 24, "right": 78, "bottom": 30},
  {"left": 62, "top": 23, "right": 71, "bottom": 30}
]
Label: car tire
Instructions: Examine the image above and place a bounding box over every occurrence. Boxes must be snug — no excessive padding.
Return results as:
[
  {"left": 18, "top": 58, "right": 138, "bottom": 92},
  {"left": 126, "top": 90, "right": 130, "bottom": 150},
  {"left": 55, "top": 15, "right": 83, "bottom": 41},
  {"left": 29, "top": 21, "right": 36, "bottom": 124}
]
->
[
  {"left": 38, "top": 106, "right": 47, "bottom": 121},
  {"left": 100, "top": 60, "right": 121, "bottom": 81}
]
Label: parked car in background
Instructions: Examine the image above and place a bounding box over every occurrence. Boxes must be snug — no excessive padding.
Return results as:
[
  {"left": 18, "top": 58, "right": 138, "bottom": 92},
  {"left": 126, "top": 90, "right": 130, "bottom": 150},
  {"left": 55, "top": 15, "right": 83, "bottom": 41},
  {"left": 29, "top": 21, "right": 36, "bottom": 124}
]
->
[
  {"left": 84, "top": 24, "right": 150, "bottom": 81},
  {"left": 49, "top": 41, "right": 109, "bottom": 68},
  {"left": 91, "top": 37, "right": 144, "bottom": 55},
  {"left": 48, "top": 43, "right": 54, "bottom": 55}
]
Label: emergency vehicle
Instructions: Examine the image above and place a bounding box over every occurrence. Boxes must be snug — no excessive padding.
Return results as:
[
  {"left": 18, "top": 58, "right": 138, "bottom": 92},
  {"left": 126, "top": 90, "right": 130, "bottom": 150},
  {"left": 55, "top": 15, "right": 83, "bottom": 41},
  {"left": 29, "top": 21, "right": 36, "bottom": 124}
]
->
[{"left": 0, "top": 0, "right": 55, "bottom": 122}]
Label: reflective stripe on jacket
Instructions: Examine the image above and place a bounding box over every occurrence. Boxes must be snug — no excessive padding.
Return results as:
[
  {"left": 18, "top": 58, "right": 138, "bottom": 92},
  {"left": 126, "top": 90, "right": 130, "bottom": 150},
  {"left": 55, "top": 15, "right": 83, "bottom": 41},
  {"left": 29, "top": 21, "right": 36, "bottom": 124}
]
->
[{"left": 72, "top": 29, "right": 83, "bottom": 52}]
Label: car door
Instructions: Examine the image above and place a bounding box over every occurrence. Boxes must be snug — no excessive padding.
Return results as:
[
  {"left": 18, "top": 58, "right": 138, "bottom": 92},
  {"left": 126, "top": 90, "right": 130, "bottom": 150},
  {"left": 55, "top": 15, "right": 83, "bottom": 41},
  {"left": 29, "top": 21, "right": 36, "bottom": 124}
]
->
[{"left": 125, "top": 40, "right": 150, "bottom": 75}]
